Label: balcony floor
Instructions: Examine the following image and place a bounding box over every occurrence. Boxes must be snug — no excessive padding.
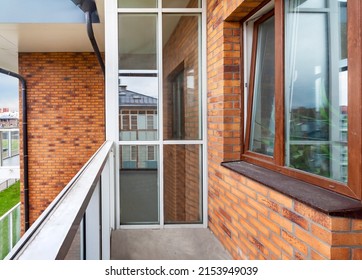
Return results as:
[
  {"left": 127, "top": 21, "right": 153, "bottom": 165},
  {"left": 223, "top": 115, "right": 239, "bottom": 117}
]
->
[{"left": 111, "top": 228, "right": 232, "bottom": 260}]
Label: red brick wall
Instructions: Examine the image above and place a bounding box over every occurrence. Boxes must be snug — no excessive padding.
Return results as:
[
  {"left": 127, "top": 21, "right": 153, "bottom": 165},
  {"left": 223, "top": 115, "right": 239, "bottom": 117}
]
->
[
  {"left": 18, "top": 52, "right": 104, "bottom": 230},
  {"left": 207, "top": 0, "right": 362, "bottom": 260}
]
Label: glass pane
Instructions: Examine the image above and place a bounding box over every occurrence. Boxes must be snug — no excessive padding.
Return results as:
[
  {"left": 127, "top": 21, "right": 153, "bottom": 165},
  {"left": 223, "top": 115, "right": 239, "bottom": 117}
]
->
[
  {"left": 65, "top": 224, "right": 82, "bottom": 260},
  {"left": 163, "top": 14, "right": 201, "bottom": 140},
  {"left": 118, "top": 14, "right": 157, "bottom": 70},
  {"left": 120, "top": 145, "right": 159, "bottom": 224},
  {"left": 10, "top": 131, "right": 19, "bottom": 156},
  {"left": 164, "top": 145, "right": 202, "bottom": 224},
  {"left": 285, "top": 0, "right": 348, "bottom": 183},
  {"left": 11, "top": 205, "right": 20, "bottom": 247},
  {"left": 250, "top": 16, "right": 275, "bottom": 156},
  {"left": 0, "top": 216, "right": 10, "bottom": 259},
  {"left": 296, "top": 0, "right": 326, "bottom": 8},
  {"left": 118, "top": 0, "right": 157, "bottom": 8},
  {"left": 119, "top": 14, "right": 159, "bottom": 141},
  {"left": 162, "top": 0, "right": 201, "bottom": 8}
]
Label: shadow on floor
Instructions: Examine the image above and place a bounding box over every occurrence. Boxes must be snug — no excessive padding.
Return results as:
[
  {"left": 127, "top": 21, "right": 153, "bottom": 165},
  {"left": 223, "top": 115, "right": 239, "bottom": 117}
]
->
[{"left": 111, "top": 228, "right": 232, "bottom": 260}]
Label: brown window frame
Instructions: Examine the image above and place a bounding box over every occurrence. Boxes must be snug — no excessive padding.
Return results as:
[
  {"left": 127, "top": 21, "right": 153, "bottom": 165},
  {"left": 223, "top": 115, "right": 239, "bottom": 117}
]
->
[
  {"left": 241, "top": 0, "right": 362, "bottom": 201},
  {"left": 244, "top": 9, "right": 275, "bottom": 164}
]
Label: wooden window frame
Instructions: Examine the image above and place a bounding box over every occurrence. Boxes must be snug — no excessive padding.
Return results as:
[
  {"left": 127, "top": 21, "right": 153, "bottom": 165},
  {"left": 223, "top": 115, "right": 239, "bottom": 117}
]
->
[
  {"left": 241, "top": 0, "right": 362, "bottom": 200},
  {"left": 244, "top": 9, "right": 275, "bottom": 164}
]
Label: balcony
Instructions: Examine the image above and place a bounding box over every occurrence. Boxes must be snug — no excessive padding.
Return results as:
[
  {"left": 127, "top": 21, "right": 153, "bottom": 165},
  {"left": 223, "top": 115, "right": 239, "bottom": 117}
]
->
[{"left": 5, "top": 141, "right": 230, "bottom": 260}]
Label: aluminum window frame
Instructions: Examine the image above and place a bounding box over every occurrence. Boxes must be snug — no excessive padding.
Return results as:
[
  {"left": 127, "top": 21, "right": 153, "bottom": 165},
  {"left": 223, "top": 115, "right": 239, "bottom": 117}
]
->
[{"left": 106, "top": 0, "right": 207, "bottom": 229}]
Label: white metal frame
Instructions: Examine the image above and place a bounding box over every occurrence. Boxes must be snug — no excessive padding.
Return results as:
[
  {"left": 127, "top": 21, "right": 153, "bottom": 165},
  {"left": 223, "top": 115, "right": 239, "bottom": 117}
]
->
[
  {"left": 6, "top": 141, "right": 115, "bottom": 260},
  {"left": 105, "top": 0, "right": 207, "bottom": 229}
]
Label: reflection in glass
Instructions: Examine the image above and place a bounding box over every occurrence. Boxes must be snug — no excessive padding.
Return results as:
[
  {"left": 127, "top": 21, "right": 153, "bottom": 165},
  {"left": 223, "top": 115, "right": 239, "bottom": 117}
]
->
[
  {"left": 285, "top": 0, "right": 348, "bottom": 182},
  {"left": 163, "top": 14, "right": 201, "bottom": 140},
  {"left": 118, "top": 14, "right": 159, "bottom": 141},
  {"left": 118, "top": 14, "right": 157, "bottom": 70},
  {"left": 120, "top": 145, "right": 159, "bottom": 224},
  {"left": 294, "top": 0, "right": 326, "bottom": 9},
  {"left": 164, "top": 145, "right": 202, "bottom": 224},
  {"left": 118, "top": 0, "right": 157, "bottom": 8},
  {"left": 162, "top": 0, "right": 201, "bottom": 8},
  {"left": 250, "top": 15, "right": 275, "bottom": 156}
]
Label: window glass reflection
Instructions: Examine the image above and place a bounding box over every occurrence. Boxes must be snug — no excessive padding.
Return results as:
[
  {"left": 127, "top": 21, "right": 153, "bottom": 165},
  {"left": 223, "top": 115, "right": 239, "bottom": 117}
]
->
[
  {"left": 118, "top": 0, "right": 157, "bottom": 8},
  {"left": 118, "top": 14, "right": 159, "bottom": 141},
  {"left": 120, "top": 145, "right": 159, "bottom": 224},
  {"left": 250, "top": 15, "right": 275, "bottom": 156},
  {"left": 163, "top": 14, "right": 201, "bottom": 140},
  {"left": 285, "top": 0, "right": 348, "bottom": 183},
  {"left": 164, "top": 145, "right": 202, "bottom": 224}
]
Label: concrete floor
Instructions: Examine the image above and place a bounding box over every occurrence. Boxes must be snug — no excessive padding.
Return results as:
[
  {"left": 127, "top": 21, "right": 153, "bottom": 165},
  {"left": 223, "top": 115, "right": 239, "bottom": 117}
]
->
[{"left": 111, "top": 228, "right": 232, "bottom": 260}]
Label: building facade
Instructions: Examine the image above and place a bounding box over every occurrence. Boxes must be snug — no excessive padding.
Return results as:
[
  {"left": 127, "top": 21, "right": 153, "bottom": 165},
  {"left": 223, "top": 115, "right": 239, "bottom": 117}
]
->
[{"left": 1, "top": 0, "right": 362, "bottom": 259}]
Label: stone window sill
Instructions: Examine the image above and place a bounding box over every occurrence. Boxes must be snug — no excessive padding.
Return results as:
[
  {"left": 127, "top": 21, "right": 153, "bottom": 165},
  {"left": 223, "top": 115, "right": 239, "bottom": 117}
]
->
[{"left": 221, "top": 161, "right": 362, "bottom": 218}]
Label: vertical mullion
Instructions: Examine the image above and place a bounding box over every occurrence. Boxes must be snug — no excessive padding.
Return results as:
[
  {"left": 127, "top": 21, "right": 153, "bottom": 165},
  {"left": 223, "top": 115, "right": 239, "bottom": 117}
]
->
[
  {"left": 274, "top": 0, "right": 285, "bottom": 166},
  {"left": 106, "top": 0, "right": 121, "bottom": 228},
  {"left": 202, "top": 0, "right": 207, "bottom": 227},
  {"left": 329, "top": 1, "right": 342, "bottom": 181},
  {"left": 348, "top": 0, "right": 362, "bottom": 200},
  {"left": 158, "top": 4, "right": 164, "bottom": 227}
]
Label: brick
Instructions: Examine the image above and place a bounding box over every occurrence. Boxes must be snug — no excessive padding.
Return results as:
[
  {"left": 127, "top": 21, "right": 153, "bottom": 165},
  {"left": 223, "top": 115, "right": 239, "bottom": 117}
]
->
[
  {"left": 294, "top": 251, "right": 307, "bottom": 260},
  {"left": 258, "top": 214, "right": 280, "bottom": 235},
  {"left": 259, "top": 235, "right": 281, "bottom": 258},
  {"left": 269, "top": 190, "right": 293, "bottom": 209},
  {"left": 271, "top": 233, "right": 294, "bottom": 257},
  {"left": 245, "top": 179, "right": 269, "bottom": 197},
  {"left": 351, "top": 219, "right": 362, "bottom": 231},
  {"left": 294, "top": 202, "right": 331, "bottom": 229},
  {"left": 352, "top": 248, "right": 362, "bottom": 260},
  {"left": 247, "top": 197, "right": 269, "bottom": 217},
  {"left": 311, "top": 250, "right": 327, "bottom": 260},
  {"left": 331, "top": 247, "right": 351, "bottom": 260},
  {"left": 281, "top": 230, "right": 308, "bottom": 256},
  {"left": 311, "top": 223, "right": 332, "bottom": 244},
  {"left": 257, "top": 196, "right": 280, "bottom": 213},
  {"left": 270, "top": 211, "right": 293, "bottom": 233},
  {"left": 282, "top": 208, "right": 309, "bottom": 230},
  {"left": 248, "top": 216, "right": 271, "bottom": 237},
  {"left": 332, "top": 233, "right": 362, "bottom": 246},
  {"left": 295, "top": 227, "right": 331, "bottom": 258},
  {"left": 248, "top": 235, "right": 269, "bottom": 256},
  {"left": 331, "top": 217, "right": 351, "bottom": 231}
]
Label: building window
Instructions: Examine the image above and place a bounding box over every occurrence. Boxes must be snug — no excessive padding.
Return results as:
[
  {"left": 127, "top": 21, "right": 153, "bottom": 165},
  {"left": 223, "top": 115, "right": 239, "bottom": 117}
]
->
[
  {"left": 147, "top": 114, "right": 154, "bottom": 130},
  {"left": 147, "top": 145, "right": 155, "bottom": 161},
  {"left": 122, "top": 114, "right": 129, "bottom": 130},
  {"left": 130, "top": 115, "right": 138, "bottom": 130},
  {"left": 248, "top": 11, "right": 275, "bottom": 157},
  {"left": 130, "top": 146, "right": 137, "bottom": 161},
  {"left": 243, "top": 0, "right": 360, "bottom": 199},
  {"left": 170, "top": 68, "right": 185, "bottom": 140}
]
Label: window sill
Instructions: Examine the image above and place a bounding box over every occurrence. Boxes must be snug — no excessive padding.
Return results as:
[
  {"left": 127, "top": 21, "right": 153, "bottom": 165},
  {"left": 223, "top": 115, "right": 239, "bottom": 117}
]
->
[{"left": 221, "top": 161, "right": 362, "bottom": 218}]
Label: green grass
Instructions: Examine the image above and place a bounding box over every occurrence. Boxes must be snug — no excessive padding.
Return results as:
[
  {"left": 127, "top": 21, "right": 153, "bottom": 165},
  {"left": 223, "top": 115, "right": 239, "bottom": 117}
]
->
[{"left": 0, "top": 181, "right": 20, "bottom": 217}]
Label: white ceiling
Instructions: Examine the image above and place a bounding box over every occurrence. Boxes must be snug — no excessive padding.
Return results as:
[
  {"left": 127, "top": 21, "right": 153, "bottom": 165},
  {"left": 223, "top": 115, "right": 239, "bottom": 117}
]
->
[{"left": 0, "top": 0, "right": 105, "bottom": 72}]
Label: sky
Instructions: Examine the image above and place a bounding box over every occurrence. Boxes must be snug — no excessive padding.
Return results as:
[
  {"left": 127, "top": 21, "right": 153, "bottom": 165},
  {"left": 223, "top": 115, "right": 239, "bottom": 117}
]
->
[{"left": 0, "top": 74, "right": 19, "bottom": 111}]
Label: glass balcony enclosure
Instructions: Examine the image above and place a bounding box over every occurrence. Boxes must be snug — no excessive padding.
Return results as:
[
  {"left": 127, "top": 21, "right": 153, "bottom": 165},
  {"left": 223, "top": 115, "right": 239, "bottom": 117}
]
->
[{"left": 116, "top": 0, "right": 206, "bottom": 227}]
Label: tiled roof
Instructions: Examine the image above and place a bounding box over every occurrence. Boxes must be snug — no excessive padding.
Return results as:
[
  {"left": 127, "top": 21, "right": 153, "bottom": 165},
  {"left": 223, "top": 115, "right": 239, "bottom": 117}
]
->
[{"left": 119, "top": 88, "right": 157, "bottom": 107}]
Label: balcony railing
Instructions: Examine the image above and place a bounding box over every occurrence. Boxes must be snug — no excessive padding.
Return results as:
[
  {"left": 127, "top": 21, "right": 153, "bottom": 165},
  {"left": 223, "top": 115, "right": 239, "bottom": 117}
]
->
[
  {"left": 5, "top": 141, "right": 115, "bottom": 260},
  {"left": 0, "top": 203, "right": 20, "bottom": 259},
  {"left": 0, "top": 129, "right": 19, "bottom": 161}
]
